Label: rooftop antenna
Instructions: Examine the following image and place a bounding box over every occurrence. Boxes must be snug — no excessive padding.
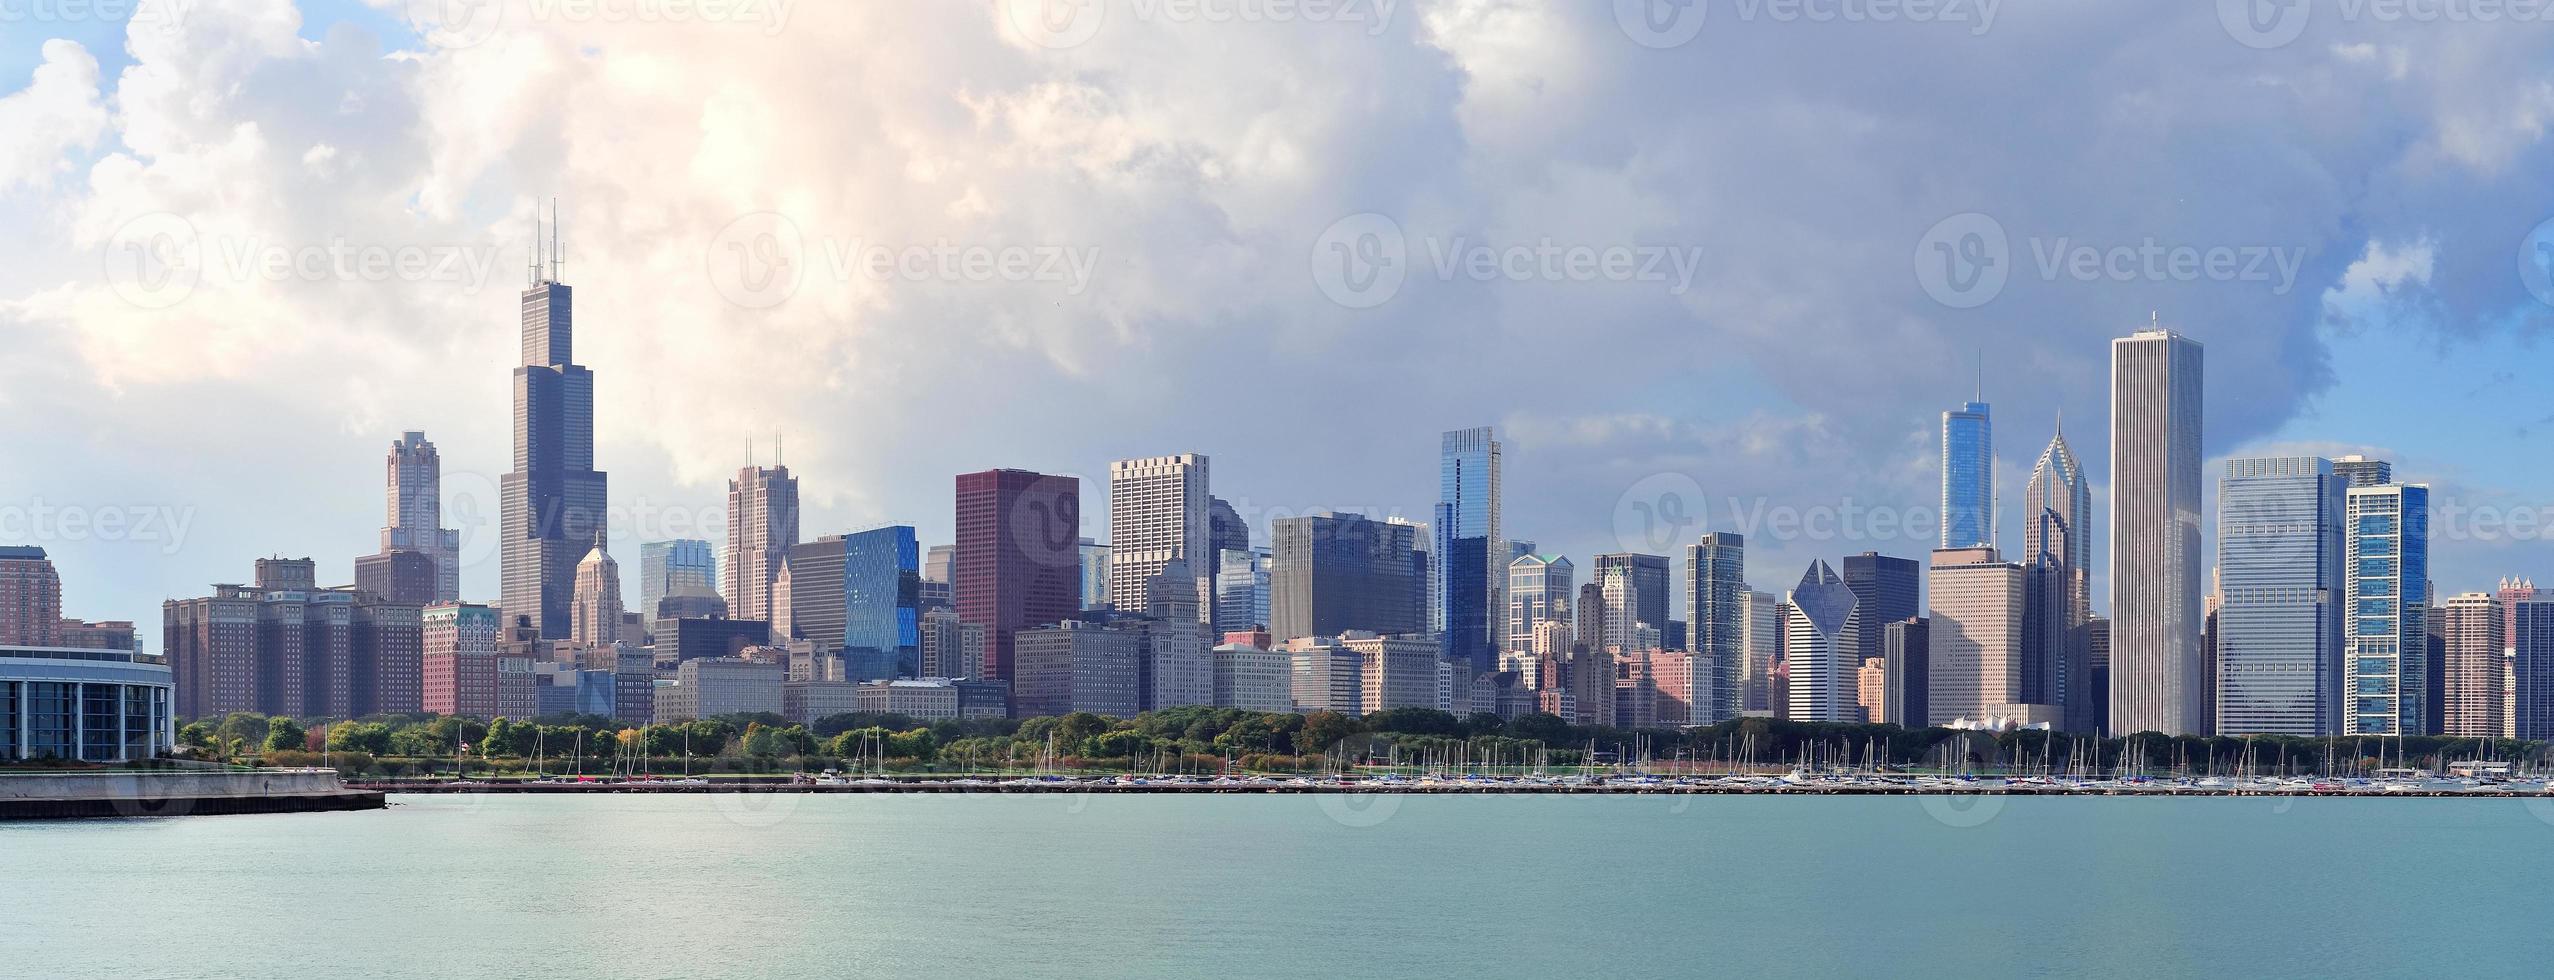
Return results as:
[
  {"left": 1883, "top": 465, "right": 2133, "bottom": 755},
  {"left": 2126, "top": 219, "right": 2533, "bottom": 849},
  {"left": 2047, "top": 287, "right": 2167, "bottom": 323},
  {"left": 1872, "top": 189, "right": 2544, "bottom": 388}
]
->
[
  {"left": 1975, "top": 349, "right": 1984, "bottom": 404},
  {"left": 527, "top": 201, "right": 541, "bottom": 286},
  {"left": 775, "top": 430, "right": 784, "bottom": 468},
  {"left": 552, "top": 196, "right": 564, "bottom": 283}
]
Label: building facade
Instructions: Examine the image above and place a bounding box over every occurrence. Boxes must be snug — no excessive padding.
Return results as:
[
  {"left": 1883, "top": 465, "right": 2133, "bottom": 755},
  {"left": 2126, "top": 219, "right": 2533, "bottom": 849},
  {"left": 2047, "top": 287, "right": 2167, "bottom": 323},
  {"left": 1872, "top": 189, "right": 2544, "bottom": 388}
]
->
[
  {"left": 1941, "top": 398, "right": 1995, "bottom": 550},
  {"left": 500, "top": 241, "right": 609, "bottom": 640},
  {"left": 2214, "top": 457, "right": 2346, "bottom": 737},
  {"left": 725, "top": 464, "right": 801, "bottom": 637},
  {"left": 1435, "top": 426, "right": 1503, "bottom": 672},
  {"left": 2109, "top": 327, "right": 2206, "bottom": 735},
  {"left": 1786, "top": 561, "right": 1858, "bottom": 723},
  {"left": 377, "top": 430, "right": 461, "bottom": 603},
  {"left": 954, "top": 469, "right": 1084, "bottom": 682},
  {"left": 1107, "top": 454, "right": 1211, "bottom": 619},
  {"left": 2344, "top": 483, "right": 2430, "bottom": 736},
  {"left": 1269, "top": 512, "right": 1423, "bottom": 645},
  {"left": 1, "top": 645, "right": 174, "bottom": 762}
]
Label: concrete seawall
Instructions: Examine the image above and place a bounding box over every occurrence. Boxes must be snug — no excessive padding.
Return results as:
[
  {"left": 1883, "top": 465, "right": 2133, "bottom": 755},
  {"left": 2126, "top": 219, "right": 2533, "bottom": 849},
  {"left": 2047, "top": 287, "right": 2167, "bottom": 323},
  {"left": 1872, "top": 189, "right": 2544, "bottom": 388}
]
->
[{"left": 0, "top": 769, "right": 385, "bottom": 820}]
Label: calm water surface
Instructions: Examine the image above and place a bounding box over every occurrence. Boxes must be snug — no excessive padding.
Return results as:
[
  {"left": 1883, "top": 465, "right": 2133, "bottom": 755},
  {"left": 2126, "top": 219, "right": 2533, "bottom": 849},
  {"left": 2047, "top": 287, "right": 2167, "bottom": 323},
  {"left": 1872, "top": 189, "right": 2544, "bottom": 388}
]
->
[{"left": 7, "top": 792, "right": 2548, "bottom": 978}]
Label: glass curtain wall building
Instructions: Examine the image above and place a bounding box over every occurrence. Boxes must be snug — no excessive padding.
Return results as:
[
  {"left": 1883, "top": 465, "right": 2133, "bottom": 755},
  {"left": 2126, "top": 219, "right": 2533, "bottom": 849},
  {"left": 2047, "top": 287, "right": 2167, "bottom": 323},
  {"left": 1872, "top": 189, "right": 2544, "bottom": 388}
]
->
[
  {"left": 2214, "top": 457, "right": 2346, "bottom": 737},
  {"left": 1941, "top": 400, "right": 1995, "bottom": 550},
  {"left": 1436, "top": 427, "right": 1502, "bottom": 673},
  {"left": 2345, "top": 484, "right": 2430, "bottom": 735}
]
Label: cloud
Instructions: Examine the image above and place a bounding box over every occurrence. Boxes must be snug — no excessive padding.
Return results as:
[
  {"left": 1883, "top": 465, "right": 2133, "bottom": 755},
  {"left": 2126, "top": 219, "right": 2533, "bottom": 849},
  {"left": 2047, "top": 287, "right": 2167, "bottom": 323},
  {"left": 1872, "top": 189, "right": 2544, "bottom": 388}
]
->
[{"left": 0, "top": 39, "right": 109, "bottom": 192}]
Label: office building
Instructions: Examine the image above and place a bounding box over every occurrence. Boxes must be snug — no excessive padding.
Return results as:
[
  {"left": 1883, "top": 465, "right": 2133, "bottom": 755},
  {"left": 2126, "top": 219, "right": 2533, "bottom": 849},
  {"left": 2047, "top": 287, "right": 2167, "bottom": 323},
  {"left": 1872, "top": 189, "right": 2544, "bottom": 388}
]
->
[
  {"left": 1012, "top": 620, "right": 1141, "bottom": 718},
  {"left": 1941, "top": 396, "right": 1995, "bottom": 550},
  {"left": 352, "top": 550, "right": 439, "bottom": 607},
  {"left": 662, "top": 616, "right": 773, "bottom": 665},
  {"left": 2022, "top": 422, "right": 2092, "bottom": 632},
  {"left": 1927, "top": 548, "right": 2026, "bottom": 726},
  {"left": 2332, "top": 455, "right": 2393, "bottom": 489},
  {"left": 569, "top": 535, "right": 623, "bottom": 648},
  {"left": 659, "top": 656, "right": 784, "bottom": 722},
  {"left": 1287, "top": 637, "right": 1364, "bottom": 716},
  {"left": 2213, "top": 457, "right": 2346, "bottom": 737},
  {"left": 785, "top": 526, "right": 921, "bottom": 677},
  {"left": 923, "top": 545, "right": 955, "bottom": 586},
  {"left": 1079, "top": 539, "right": 1110, "bottom": 611},
  {"left": 1339, "top": 632, "right": 1439, "bottom": 715},
  {"left": 1436, "top": 426, "right": 1503, "bottom": 672},
  {"left": 853, "top": 679, "right": 962, "bottom": 720},
  {"left": 1214, "top": 547, "right": 1271, "bottom": 634},
  {"left": 2512, "top": 593, "right": 2554, "bottom": 740},
  {"left": 639, "top": 539, "right": 716, "bottom": 627},
  {"left": 1785, "top": 560, "right": 1858, "bottom": 723},
  {"left": 1207, "top": 497, "right": 1249, "bottom": 629},
  {"left": 1684, "top": 532, "right": 1745, "bottom": 724},
  {"left": 1842, "top": 552, "right": 1920, "bottom": 673},
  {"left": 1882, "top": 617, "right": 1929, "bottom": 728},
  {"left": 375, "top": 431, "right": 461, "bottom": 603},
  {"left": 1507, "top": 554, "right": 1574, "bottom": 653},
  {"left": 725, "top": 463, "right": 800, "bottom": 636},
  {"left": 1741, "top": 589, "right": 1779, "bottom": 714},
  {"left": 918, "top": 607, "right": 987, "bottom": 680},
  {"left": 2110, "top": 326, "right": 2206, "bottom": 735},
  {"left": 1108, "top": 453, "right": 1212, "bottom": 618},
  {"left": 1269, "top": 512, "right": 1423, "bottom": 644},
  {"left": 1213, "top": 641, "right": 1294, "bottom": 713},
  {"left": 2344, "top": 483, "right": 2430, "bottom": 735},
  {"left": 1138, "top": 561, "right": 1216, "bottom": 711},
  {"left": 1589, "top": 553, "right": 1669, "bottom": 654},
  {"left": 500, "top": 224, "right": 609, "bottom": 640},
  {"left": 954, "top": 469, "right": 1084, "bottom": 682}
]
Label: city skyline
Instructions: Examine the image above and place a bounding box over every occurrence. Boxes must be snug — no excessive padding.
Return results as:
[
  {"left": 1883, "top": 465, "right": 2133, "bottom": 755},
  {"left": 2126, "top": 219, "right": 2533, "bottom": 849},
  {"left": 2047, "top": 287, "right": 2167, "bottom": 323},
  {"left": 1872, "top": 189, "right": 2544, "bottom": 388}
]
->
[{"left": 3, "top": 6, "right": 2553, "bottom": 657}]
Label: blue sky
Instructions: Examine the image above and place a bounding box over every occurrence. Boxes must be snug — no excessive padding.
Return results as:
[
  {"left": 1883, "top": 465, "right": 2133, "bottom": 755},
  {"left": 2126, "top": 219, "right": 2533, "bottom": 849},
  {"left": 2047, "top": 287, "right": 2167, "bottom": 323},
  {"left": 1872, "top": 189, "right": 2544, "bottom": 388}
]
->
[{"left": 4, "top": 1, "right": 2553, "bottom": 631}]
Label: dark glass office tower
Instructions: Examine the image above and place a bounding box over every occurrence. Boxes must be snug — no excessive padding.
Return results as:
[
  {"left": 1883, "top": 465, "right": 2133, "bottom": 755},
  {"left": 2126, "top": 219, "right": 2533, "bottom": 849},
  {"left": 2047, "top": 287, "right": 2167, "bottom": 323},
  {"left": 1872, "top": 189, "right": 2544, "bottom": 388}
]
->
[
  {"left": 1435, "top": 427, "right": 1501, "bottom": 672},
  {"left": 501, "top": 215, "right": 608, "bottom": 639}
]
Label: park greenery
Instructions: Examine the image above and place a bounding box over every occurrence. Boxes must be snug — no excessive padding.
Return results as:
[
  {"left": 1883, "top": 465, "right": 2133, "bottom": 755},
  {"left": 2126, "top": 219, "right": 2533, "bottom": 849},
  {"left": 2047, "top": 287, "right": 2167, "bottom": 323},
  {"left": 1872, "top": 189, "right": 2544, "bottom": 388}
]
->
[{"left": 168, "top": 706, "right": 2554, "bottom": 780}]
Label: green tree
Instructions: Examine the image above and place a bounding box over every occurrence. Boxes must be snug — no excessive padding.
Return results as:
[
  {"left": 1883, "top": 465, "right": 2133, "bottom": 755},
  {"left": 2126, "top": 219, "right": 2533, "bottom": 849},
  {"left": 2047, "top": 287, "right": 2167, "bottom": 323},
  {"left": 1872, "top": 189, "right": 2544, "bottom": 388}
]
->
[
  {"left": 177, "top": 722, "right": 213, "bottom": 749},
  {"left": 263, "top": 717, "right": 307, "bottom": 755},
  {"left": 1293, "top": 711, "right": 1359, "bottom": 757}
]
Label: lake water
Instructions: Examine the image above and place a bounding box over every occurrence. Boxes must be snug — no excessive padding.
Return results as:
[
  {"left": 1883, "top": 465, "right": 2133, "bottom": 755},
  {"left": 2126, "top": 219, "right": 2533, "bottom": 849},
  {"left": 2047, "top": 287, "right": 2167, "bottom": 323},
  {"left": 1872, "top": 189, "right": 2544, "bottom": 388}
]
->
[{"left": 7, "top": 792, "right": 2549, "bottom": 978}]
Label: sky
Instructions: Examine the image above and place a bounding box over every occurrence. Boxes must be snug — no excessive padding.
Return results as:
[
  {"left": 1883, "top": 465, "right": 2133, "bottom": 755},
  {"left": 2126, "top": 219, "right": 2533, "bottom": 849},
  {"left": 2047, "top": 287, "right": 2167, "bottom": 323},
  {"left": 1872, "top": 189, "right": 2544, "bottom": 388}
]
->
[{"left": 3, "top": 0, "right": 2553, "bottom": 632}]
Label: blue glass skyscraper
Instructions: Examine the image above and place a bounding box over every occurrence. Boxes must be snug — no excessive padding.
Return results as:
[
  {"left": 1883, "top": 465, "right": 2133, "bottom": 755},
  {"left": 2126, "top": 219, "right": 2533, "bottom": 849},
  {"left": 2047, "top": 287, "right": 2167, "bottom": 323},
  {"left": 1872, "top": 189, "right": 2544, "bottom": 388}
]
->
[
  {"left": 1436, "top": 427, "right": 1502, "bottom": 672},
  {"left": 787, "top": 526, "right": 921, "bottom": 680},
  {"left": 2345, "top": 483, "right": 2429, "bottom": 735},
  {"left": 1941, "top": 399, "right": 1994, "bottom": 551},
  {"left": 2214, "top": 457, "right": 2346, "bottom": 737}
]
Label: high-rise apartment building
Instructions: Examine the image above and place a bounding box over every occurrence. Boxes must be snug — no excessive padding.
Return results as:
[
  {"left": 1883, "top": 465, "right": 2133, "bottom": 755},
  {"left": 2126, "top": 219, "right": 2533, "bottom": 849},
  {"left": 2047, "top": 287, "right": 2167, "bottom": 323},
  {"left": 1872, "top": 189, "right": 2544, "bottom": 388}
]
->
[
  {"left": 0, "top": 546, "right": 64, "bottom": 647},
  {"left": 1435, "top": 427, "right": 1503, "bottom": 672},
  {"left": 2213, "top": 457, "right": 2346, "bottom": 737},
  {"left": 1267, "top": 512, "right": 1422, "bottom": 645},
  {"left": 569, "top": 535, "right": 623, "bottom": 648},
  {"left": 2110, "top": 326, "right": 2206, "bottom": 735},
  {"left": 2441, "top": 592, "right": 2506, "bottom": 738},
  {"left": 500, "top": 221, "right": 608, "bottom": 640},
  {"left": 1107, "top": 454, "right": 1211, "bottom": 619},
  {"left": 1685, "top": 533, "right": 1746, "bottom": 724},
  {"left": 954, "top": 469, "right": 1083, "bottom": 682},
  {"left": 421, "top": 601, "right": 500, "bottom": 719},
  {"left": 724, "top": 463, "right": 800, "bottom": 636},
  {"left": 163, "top": 559, "right": 423, "bottom": 721},
  {"left": 1591, "top": 553, "right": 1670, "bottom": 653},
  {"left": 2344, "top": 483, "right": 2429, "bottom": 736}
]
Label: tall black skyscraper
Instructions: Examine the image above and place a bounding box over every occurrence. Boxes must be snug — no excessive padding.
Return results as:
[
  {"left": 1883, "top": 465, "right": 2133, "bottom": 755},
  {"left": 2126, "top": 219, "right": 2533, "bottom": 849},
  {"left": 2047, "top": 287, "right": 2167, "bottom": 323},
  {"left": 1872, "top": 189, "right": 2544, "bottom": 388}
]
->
[
  {"left": 501, "top": 207, "right": 608, "bottom": 638},
  {"left": 1841, "top": 552, "right": 1920, "bottom": 669}
]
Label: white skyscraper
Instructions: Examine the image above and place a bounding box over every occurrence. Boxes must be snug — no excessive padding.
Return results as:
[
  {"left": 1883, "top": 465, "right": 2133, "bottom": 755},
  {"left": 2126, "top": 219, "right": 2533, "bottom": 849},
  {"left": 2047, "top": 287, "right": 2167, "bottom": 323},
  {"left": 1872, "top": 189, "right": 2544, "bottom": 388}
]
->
[
  {"left": 1785, "top": 561, "right": 1858, "bottom": 723},
  {"left": 381, "top": 431, "right": 462, "bottom": 602},
  {"left": 1108, "top": 453, "right": 1211, "bottom": 621},
  {"left": 2110, "top": 326, "right": 2205, "bottom": 736}
]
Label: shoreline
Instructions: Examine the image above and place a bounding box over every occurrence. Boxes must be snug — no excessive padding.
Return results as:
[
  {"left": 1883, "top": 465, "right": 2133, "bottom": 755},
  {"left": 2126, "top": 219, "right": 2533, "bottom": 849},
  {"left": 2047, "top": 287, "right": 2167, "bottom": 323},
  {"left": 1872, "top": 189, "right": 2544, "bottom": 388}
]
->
[{"left": 352, "top": 778, "right": 2554, "bottom": 799}]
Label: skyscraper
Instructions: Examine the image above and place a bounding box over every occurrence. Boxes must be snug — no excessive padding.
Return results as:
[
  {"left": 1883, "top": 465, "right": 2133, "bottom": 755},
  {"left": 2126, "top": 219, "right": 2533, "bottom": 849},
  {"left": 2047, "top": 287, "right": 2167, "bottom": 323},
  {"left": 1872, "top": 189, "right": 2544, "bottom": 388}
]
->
[
  {"left": 725, "top": 463, "right": 800, "bottom": 635},
  {"left": 1742, "top": 589, "right": 1779, "bottom": 714},
  {"left": 1436, "top": 426, "right": 1503, "bottom": 672},
  {"left": 1785, "top": 560, "right": 1859, "bottom": 722},
  {"left": 954, "top": 469, "right": 1083, "bottom": 682},
  {"left": 1591, "top": 553, "right": 1670, "bottom": 652},
  {"left": 1108, "top": 454, "right": 1211, "bottom": 619},
  {"left": 378, "top": 431, "right": 460, "bottom": 602},
  {"left": 639, "top": 539, "right": 715, "bottom": 625},
  {"left": 1941, "top": 397, "right": 1995, "bottom": 550},
  {"left": 569, "top": 534, "right": 624, "bottom": 648},
  {"left": 2110, "top": 326, "right": 2205, "bottom": 736},
  {"left": 2344, "top": 483, "right": 2429, "bottom": 736},
  {"left": 2213, "top": 457, "right": 2346, "bottom": 737},
  {"left": 2440, "top": 592, "right": 2506, "bottom": 738},
  {"left": 500, "top": 216, "right": 608, "bottom": 640},
  {"left": 1207, "top": 496, "right": 1249, "bottom": 630},
  {"left": 1506, "top": 554, "right": 1574, "bottom": 654},
  {"left": 1268, "top": 512, "right": 1423, "bottom": 645},
  {"left": 785, "top": 526, "right": 922, "bottom": 680},
  {"left": 2511, "top": 592, "right": 2554, "bottom": 740},
  {"left": 1214, "top": 547, "right": 1271, "bottom": 634},
  {"left": 2331, "top": 455, "right": 2394, "bottom": 489},
  {"left": 1078, "top": 539, "right": 1110, "bottom": 611},
  {"left": 1927, "top": 547, "right": 2026, "bottom": 725},
  {"left": 1686, "top": 532, "right": 1746, "bottom": 724},
  {"left": 2022, "top": 421, "right": 2092, "bottom": 625},
  {"left": 1841, "top": 552, "right": 1920, "bottom": 669}
]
